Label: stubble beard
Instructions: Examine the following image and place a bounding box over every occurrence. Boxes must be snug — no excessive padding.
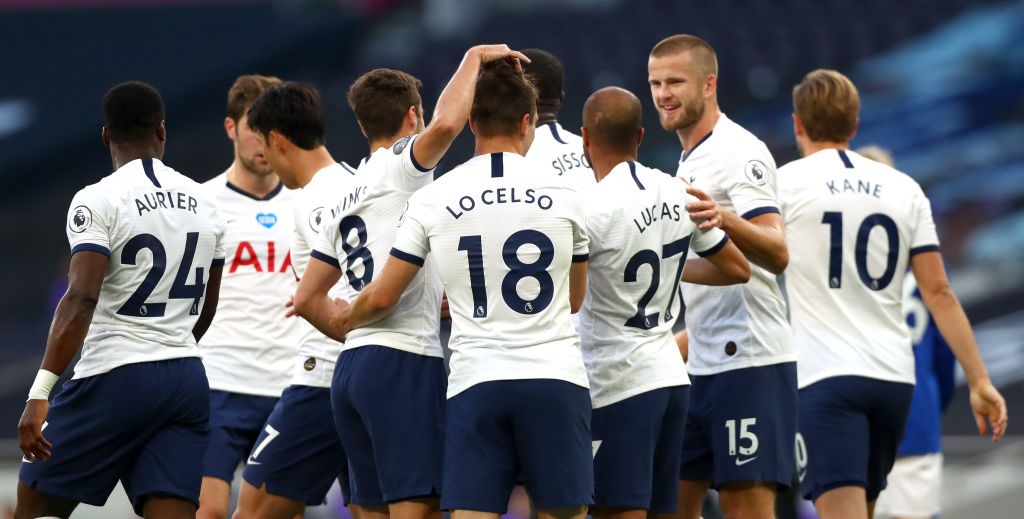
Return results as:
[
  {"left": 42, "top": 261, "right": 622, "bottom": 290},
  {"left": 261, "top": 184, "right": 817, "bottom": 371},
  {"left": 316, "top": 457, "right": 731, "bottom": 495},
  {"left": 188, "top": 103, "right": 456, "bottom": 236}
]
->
[{"left": 660, "top": 97, "right": 706, "bottom": 133}]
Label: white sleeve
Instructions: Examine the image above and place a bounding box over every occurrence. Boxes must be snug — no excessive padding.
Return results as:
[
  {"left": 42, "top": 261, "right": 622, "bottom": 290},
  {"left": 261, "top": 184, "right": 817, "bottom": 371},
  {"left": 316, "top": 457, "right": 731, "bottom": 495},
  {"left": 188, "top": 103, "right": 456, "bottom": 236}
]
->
[
  {"left": 725, "top": 147, "right": 781, "bottom": 220},
  {"left": 212, "top": 202, "right": 227, "bottom": 266},
  {"left": 568, "top": 190, "right": 590, "bottom": 262},
  {"left": 385, "top": 135, "right": 435, "bottom": 193},
  {"left": 389, "top": 196, "right": 431, "bottom": 266},
  {"left": 310, "top": 213, "right": 342, "bottom": 270},
  {"left": 66, "top": 186, "right": 113, "bottom": 257}
]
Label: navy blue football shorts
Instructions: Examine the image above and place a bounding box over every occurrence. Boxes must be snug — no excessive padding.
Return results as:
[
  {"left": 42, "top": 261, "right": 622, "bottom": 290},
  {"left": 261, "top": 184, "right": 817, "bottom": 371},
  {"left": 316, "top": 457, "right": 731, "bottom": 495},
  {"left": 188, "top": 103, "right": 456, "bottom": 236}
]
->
[
  {"left": 441, "top": 379, "right": 594, "bottom": 513},
  {"left": 19, "top": 358, "right": 209, "bottom": 516},
  {"left": 332, "top": 345, "right": 445, "bottom": 505},
  {"left": 592, "top": 385, "right": 689, "bottom": 512},
  {"left": 202, "top": 389, "right": 278, "bottom": 482},
  {"left": 241, "top": 384, "right": 353, "bottom": 506},
  {"left": 798, "top": 375, "right": 914, "bottom": 502},
  {"left": 679, "top": 362, "right": 797, "bottom": 490}
]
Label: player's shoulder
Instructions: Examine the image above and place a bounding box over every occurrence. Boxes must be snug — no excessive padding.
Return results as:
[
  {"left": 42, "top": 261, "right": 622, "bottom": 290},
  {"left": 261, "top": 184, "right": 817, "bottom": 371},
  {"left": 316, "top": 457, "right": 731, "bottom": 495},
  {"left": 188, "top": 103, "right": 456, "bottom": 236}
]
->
[
  {"left": 201, "top": 170, "right": 228, "bottom": 188},
  {"left": 711, "top": 114, "right": 775, "bottom": 165}
]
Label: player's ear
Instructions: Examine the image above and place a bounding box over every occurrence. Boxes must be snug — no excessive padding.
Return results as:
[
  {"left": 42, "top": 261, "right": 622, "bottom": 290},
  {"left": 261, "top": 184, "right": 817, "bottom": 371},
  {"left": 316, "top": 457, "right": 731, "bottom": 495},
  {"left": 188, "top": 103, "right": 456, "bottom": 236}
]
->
[
  {"left": 157, "top": 121, "right": 166, "bottom": 143},
  {"left": 581, "top": 126, "right": 590, "bottom": 149},
  {"left": 356, "top": 120, "right": 369, "bottom": 139},
  {"left": 705, "top": 73, "right": 717, "bottom": 99},
  {"left": 849, "top": 118, "right": 859, "bottom": 141},
  {"left": 468, "top": 116, "right": 478, "bottom": 136},
  {"left": 792, "top": 113, "right": 804, "bottom": 137},
  {"left": 101, "top": 126, "right": 110, "bottom": 148},
  {"left": 406, "top": 105, "right": 419, "bottom": 131},
  {"left": 519, "top": 112, "right": 533, "bottom": 138},
  {"left": 636, "top": 126, "right": 645, "bottom": 148},
  {"left": 224, "top": 117, "right": 236, "bottom": 142}
]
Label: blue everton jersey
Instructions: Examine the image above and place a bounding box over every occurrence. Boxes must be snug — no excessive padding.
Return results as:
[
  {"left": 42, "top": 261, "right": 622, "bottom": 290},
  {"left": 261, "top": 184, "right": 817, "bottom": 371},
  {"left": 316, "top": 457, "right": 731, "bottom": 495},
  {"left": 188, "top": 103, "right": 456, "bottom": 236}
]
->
[{"left": 897, "top": 274, "right": 955, "bottom": 456}]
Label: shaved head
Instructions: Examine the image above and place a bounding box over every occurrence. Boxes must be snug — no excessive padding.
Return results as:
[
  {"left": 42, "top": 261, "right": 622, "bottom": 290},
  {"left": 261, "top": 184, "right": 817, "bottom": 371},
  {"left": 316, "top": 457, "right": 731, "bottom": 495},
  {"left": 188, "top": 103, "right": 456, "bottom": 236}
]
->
[{"left": 583, "top": 87, "right": 643, "bottom": 153}]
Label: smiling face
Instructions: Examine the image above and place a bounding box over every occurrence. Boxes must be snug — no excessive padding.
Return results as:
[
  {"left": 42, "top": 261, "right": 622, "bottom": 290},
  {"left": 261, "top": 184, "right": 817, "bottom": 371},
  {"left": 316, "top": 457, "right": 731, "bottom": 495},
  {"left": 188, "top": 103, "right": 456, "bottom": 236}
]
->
[{"left": 648, "top": 50, "right": 710, "bottom": 133}]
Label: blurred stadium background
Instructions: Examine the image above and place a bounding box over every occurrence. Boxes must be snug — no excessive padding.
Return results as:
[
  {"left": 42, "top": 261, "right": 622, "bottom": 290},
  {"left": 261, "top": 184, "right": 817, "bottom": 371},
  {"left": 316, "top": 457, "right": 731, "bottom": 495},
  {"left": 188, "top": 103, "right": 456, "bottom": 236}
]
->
[{"left": 1, "top": 0, "right": 1022, "bottom": 517}]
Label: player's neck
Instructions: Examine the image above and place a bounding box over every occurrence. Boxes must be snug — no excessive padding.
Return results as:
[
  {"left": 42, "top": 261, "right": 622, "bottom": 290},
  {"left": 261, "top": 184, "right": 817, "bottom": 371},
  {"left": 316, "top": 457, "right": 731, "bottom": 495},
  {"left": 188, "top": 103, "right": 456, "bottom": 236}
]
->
[
  {"left": 590, "top": 152, "right": 637, "bottom": 183},
  {"left": 110, "top": 143, "right": 162, "bottom": 170},
  {"left": 535, "top": 99, "right": 560, "bottom": 126},
  {"left": 475, "top": 136, "right": 527, "bottom": 157},
  {"left": 226, "top": 160, "right": 280, "bottom": 198},
  {"left": 676, "top": 108, "right": 720, "bottom": 156},
  {"left": 369, "top": 132, "right": 407, "bottom": 154},
  {"left": 294, "top": 146, "right": 337, "bottom": 188},
  {"left": 799, "top": 139, "right": 849, "bottom": 158}
]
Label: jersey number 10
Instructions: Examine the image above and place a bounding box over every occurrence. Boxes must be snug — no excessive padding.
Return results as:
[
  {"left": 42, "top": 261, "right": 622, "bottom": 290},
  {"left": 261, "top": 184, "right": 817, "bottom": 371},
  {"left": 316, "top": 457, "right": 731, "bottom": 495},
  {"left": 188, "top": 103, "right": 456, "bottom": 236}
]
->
[{"left": 821, "top": 212, "right": 899, "bottom": 291}]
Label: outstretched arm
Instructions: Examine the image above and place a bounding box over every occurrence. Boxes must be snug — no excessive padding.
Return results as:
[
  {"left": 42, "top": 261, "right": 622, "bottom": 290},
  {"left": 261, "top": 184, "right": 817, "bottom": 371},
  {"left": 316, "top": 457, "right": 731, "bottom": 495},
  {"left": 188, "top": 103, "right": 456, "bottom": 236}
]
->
[
  {"left": 412, "top": 44, "right": 532, "bottom": 170},
  {"left": 331, "top": 255, "right": 422, "bottom": 337},
  {"left": 19, "top": 250, "right": 107, "bottom": 462},
  {"left": 686, "top": 186, "right": 788, "bottom": 274},
  {"left": 911, "top": 250, "right": 1007, "bottom": 442},
  {"left": 682, "top": 238, "right": 750, "bottom": 286},
  {"left": 294, "top": 257, "right": 346, "bottom": 343}
]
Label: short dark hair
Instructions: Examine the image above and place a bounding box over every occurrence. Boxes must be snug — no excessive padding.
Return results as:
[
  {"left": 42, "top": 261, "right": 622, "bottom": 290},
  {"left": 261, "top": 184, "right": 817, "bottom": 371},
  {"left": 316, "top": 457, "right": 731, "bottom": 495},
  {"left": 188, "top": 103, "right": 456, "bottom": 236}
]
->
[
  {"left": 227, "top": 74, "right": 282, "bottom": 122},
  {"left": 248, "top": 81, "right": 325, "bottom": 150},
  {"left": 470, "top": 61, "right": 538, "bottom": 138},
  {"left": 521, "top": 48, "right": 564, "bottom": 101},
  {"left": 347, "top": 68, "right": 423, "bottom": 142},
  {"left": 103, "top": 81, "right": 164, "bottom": 144}
]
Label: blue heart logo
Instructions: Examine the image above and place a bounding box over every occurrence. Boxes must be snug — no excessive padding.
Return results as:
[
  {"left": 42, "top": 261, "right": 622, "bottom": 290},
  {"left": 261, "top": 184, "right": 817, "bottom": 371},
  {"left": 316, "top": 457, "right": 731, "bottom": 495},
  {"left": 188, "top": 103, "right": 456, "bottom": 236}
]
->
[{"left": 256, "top": 213, "right": 278, "bottom": 228}]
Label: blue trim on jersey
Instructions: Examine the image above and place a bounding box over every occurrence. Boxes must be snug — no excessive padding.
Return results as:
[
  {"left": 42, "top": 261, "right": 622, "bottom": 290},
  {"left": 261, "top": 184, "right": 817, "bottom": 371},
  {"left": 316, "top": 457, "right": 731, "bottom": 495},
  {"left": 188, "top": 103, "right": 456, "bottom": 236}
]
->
[
  {"left": 409, "top": 138, "right": 432, "bottom": 173},
  {"left": 740, "top": 206, "right": 780, "bottom": 220},
  {"left": 571, "top": 253, "right": 589, "bottom": 263},
  {"left": 490, "top": 153, "right": 503, "bottom": 178},
  {"left": 390, "top": 248, "right": 425, "bottom": 267},
  {"left": 340, "top": 162, "right": 358, "bottom": 175},
  {"left": 838, "top": 150, "right": 854, "bottom": 169},
  {"left": 627, "top": 161, "right": 645, "bottom": 190},
  {"left": 71, "top": 243, "right": 110, "bottom": 257},
  {"left": 310, "top": 249, "right": 341, "bottom": 269},
  {"left": 211, "top": 257, "right": 226, "bottom": 267},
  {"left": 142, "top": 158, "right": 162, "bottom": 188},
  {"left": 547, "top": 122, "right": 568, "bottom": 145},
  {"left": 680, "top": 131, "right": 713, "bottom": 162},
  {"left": 696, "top": 235, "right": 729, "bottom": 257},
  {"left": 225, "top": 181, "right": 284, "bottom": 201},
  {"left": 910, "top": 244, "right": 940, "bottom": 256}
]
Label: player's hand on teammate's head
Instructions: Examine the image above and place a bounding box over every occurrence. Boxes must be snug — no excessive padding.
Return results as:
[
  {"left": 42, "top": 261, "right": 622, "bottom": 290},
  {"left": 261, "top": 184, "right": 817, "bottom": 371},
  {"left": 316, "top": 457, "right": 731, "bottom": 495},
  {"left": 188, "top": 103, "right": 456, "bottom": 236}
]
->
[
  {"left": 970, "top": 380, "right": 1008, "bottom": 443},
  {"left": 684, "top": 186, "right": 724, "bottom": 230},
  {"left": 18, "top": 399, "right": 52, "bottom": 462},
  {"left": 470, "top": 45, "right": 531, "bottom": 71}
]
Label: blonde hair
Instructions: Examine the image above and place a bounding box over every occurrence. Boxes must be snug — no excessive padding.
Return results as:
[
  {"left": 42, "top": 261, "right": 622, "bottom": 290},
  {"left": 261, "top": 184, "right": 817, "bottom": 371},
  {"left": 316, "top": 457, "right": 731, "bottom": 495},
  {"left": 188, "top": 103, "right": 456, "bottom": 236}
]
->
[
  {"left": 855, "top": 145, "right": 894, "bottom": 167},
  {"left": 792, "top": 69, "right": 860, "bottom": 143},
  {"left": 650, "top": 34, "right": 718, "bottom": 78}
]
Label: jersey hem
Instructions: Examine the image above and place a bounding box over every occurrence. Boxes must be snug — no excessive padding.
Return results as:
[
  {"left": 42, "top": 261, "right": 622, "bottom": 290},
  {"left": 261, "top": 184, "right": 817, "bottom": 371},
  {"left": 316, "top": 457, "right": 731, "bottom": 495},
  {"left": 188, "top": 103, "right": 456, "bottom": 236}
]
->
[
  {"left": 591, "top": 378, "right": 690, "bottom": 409},
  {"left": 447, "top": 372, "right": 590, "bottom": 399},
  {"left": 797, "top": 370, "right": 916, "bottom": 390},
  {"left": 72, "top": 352, "right": 201, "bottom": 379},
  {"left": 341, "top": 341, "right": 444, "bottom": 358},
  {"left": 207, "top": 381, "right": 288, "bottom": 398},
  {"left": 686, "top": 353, "right": 797, "bottom": 376}
]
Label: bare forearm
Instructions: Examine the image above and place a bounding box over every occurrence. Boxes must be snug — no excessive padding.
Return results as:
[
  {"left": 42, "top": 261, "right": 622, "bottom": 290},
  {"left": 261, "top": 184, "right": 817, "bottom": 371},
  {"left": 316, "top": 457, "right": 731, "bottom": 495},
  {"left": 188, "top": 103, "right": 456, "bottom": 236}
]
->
[
  {"left": 682, "top": 259, "right": 741, "bottom": 285},
  {"left": 922, "top": 286, "right": 989, "bottom": 387},
  {"left": 297, "top": 295, "right": 349, "bottom": 343},
  {"left": 720, "top": 212, "right": 788, "bottom": 274},
  {"left": 40, "top": 294, "right": 96, "bottom": 376}
]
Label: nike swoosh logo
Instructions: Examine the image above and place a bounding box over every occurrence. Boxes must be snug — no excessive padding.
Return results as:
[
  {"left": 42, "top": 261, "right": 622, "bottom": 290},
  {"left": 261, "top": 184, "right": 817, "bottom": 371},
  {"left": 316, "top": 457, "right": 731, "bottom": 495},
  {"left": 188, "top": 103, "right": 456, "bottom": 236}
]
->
[
  {"left": 798, "top": 469, "right": 807, "bottom": 482},
  {"left": 735, "top": 456, "right": 757, "bottom": 466},
  {"left": 246, "top": 459, "right": 262, "bottom": 466}
]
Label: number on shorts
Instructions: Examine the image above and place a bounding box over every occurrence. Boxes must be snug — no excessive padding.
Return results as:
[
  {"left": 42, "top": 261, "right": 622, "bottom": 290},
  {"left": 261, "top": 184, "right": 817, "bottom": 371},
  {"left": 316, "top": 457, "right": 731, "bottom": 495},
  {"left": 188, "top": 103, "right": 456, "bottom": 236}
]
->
[
  {"left": 725, "top": 418, "right": 759, "bottom": 456},
  {"left": 249, "top": 424, "right": 280, "bottom": 462},
  {"left": 795, "top": 432, "right": 809, "bottom": 481}
]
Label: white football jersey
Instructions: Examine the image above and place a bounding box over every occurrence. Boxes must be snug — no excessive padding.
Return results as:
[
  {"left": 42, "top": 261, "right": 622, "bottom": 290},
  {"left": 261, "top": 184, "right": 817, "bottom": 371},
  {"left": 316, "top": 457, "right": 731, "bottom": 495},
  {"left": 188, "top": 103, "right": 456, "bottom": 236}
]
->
[
  {"left": 291, "top": 162, "right": 368, "bottom": 387},
  {"left": 526, "top": 121, "right": 595, "bottom": 191},
  {"left": 779, "top": 148, "right": 939, "bottom": 388},
  {"left": 391, "top": 152, "right": 590, "bottom": 398},
  {"left": 312, "top": 136, "right": 444, "bottom": 358},
  {"left": 66, "top": 158, "right": 226, "bottom": 379},
  {"left": 676, "top": 113, "right": 793, "bottom": 375},
  {"left": 576, "top": 161, "right": 728, "bottom": 408},
  {"left": 199, "top": 173, "right": 304, "bottom": 397}
]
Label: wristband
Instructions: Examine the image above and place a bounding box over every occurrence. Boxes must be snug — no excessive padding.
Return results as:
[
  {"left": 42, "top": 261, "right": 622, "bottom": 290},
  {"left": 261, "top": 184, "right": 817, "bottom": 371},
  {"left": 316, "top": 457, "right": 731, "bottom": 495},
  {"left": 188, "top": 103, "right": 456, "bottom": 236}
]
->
[{"left": 26, "top": 369, "right": 59, "bottom": 402}]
